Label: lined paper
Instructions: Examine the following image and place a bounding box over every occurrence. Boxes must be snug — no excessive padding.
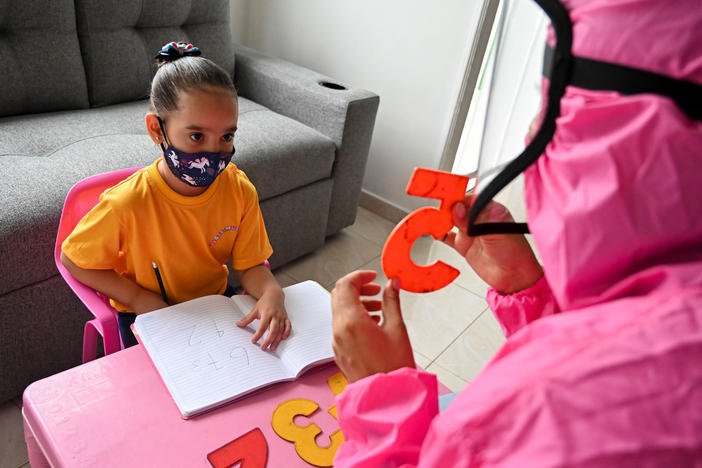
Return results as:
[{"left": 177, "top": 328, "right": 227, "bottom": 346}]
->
[{"left": 134, "top": 281, "right": 334, "bottom": 417}]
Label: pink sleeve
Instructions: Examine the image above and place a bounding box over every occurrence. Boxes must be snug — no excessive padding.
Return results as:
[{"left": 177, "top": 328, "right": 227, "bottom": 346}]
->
[
  {"left": 334, "top": 367, "right": 438, "bottom": 468},
  {"left": 486, "top": 275, "right": 561, "bottom": 337}
]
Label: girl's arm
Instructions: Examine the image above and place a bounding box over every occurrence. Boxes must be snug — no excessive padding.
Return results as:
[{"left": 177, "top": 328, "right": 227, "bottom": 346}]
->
[
  {"left": 235, "top": 264, "right": 291, "bottom": 350},
  {"left": 60, "top": 252, "right": 168, "bottom": 314}
]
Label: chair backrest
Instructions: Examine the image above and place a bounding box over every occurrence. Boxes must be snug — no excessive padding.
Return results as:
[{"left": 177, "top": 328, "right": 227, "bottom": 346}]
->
[{"left": 55, "top": 167, "right": 143, "bottom": 314}]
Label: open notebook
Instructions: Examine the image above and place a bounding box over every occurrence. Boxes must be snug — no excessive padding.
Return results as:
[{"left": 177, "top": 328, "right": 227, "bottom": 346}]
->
[{"left": 133, "top": 280, "right": 334, "bottom": 418}]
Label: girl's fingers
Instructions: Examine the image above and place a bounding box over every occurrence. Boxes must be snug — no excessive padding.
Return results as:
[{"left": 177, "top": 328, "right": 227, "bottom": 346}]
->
[
  {"left": 236, "top": 308, "right": 258, "bottom": 327},
  {"left": 251, "top": 316, "right": 271, "bottom": 344},
  {"left": 261, "top": 318, "right": 281, "bottom": 349},
  {"left": 282, "top": 319, "right": 292, "bottom": 339}
]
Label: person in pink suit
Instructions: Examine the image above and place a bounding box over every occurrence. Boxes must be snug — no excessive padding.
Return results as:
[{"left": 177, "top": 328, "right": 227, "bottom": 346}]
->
[{"left": 331, "top": 0, "right": 702, "bottom": 465}]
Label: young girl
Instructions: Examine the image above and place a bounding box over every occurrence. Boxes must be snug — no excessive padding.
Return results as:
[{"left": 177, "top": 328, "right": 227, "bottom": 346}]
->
[{"left": 61, "top": 42, "right": 291, "bottom": 351}]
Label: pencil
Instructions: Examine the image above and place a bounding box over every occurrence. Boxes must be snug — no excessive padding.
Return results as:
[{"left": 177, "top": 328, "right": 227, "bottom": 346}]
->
[{"left": 152, "top": 261, "right": 169, "bottom": 305}]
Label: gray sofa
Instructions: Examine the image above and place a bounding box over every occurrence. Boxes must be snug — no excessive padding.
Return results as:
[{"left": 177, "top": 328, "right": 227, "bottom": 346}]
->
[{"left": 0, "top": 0, "right": 378, "bottom": 403}]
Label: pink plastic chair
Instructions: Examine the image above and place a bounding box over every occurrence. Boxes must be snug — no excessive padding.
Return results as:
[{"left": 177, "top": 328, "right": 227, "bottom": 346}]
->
[{"left": 55, "top": 167, "right": 143, "bottom": 363}]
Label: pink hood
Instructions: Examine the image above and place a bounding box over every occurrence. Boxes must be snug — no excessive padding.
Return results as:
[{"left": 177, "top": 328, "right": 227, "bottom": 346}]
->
[{"left": 527, "top": 0, "right": 702, "bottom": 311}]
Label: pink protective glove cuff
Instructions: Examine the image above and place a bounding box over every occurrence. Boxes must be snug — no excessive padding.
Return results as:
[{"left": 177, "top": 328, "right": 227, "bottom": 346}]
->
[
  {"left": 334, "top": 367, "right": 438, "bottom": 467},
  {"left": 486, "top": 275, "right": 560, "bottom": 337}
]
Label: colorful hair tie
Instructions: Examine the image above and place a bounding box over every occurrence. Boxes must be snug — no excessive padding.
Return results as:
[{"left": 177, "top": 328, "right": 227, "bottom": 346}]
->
[{"left": 155, "top": 42, "right": 202, "bottom": 63}]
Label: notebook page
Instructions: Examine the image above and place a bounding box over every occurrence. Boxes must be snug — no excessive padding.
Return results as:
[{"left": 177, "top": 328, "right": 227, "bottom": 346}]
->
[
  {"left": 135, "top": 295, "right": 296, "bottom": 417},
  {"left": 235, "top": 281, "right": 334, "bottom": 375}
]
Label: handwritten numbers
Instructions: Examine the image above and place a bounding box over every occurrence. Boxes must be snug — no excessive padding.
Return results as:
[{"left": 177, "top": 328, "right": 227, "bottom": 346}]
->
[
  {"left": 213, "top": 320, "right": 225, "bottom": 338},
  {"left": 207, "top": 428, "right": 268, "bottom": 468},
  {"left": 381, "top": 168, "right": 469, "bottom": 293},
  {"left": 187, "top": 325, "right": 202, "bottom": 346},
  {"left": 229, "top": 347, "right": 250, "bottom": 367},
  {"left": 207, "top": 352, "right": 222, "bottom": 371}
]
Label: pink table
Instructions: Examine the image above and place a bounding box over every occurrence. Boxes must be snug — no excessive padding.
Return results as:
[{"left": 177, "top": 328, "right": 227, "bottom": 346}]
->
[{"left": 23, "top": 345, "right": 352, "bottom": 467}]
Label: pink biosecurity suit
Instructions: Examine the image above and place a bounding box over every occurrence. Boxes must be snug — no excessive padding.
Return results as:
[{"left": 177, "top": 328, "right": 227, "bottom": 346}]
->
[{"left": 334, "top": 1, "right": 702, "bottom": 466}]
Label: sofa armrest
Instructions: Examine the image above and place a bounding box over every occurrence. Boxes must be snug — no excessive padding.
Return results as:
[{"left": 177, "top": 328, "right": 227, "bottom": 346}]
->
[{"left": 233, "top": 44, "right": 380, "bottom": 235}]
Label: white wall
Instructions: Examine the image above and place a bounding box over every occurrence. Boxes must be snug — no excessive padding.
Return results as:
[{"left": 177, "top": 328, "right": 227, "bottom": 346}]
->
[{"left": 230, "top": 1, "right": 481, "bottom": 212}]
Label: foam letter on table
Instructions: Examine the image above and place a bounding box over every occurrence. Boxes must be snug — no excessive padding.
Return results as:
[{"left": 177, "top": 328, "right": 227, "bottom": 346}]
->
[
  {"left": 207, "top": 427, "right": 267, "bottom": 468},
  {"left": 382, "top": 168, "right": 469, "bottom": 293},
  {"left": 326, "top": 372, "right": 349, "bottom": 419},
  {"left": 271, "top": 398, "right": 344, "bottom": 467}
]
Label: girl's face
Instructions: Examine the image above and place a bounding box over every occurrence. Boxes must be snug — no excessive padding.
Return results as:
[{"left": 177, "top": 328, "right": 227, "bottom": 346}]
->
[
  {"left": 147, "top": 87, "right": 238, "bottom": 196},
  {"left": 162, "top": 87, "right": 238, "bottom": 154}
]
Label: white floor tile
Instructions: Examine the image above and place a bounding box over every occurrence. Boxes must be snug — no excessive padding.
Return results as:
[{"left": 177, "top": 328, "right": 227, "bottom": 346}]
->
[
  {"left": 413, "top": 349, "right": 431, "bottom": 370},
  {"left": 284, "top": 230, "right": 381, "bottom": 288},
  {"left": 346, "top": 207, "right": 397, "bottom": 248},
  {"left": 400, "top": 284, "right": 487, "bottom": 362},
  {"left": 433, "top": 310, "right": 506, "bottom": 383},
  {"left": 426, "top": 362, "right": 468, "bottom": 393},
  {"left": 0, "top": 400, "right": 28, "bottom": 468},
  {"left": 272, "top": 268, "right": 300, "bottom": 288}
]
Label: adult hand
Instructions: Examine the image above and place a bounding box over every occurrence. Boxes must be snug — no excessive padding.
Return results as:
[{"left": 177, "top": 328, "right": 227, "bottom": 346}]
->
[
  {"left": 443, "top": 197, "right": 543, "bottom": 294},
  {"left": 331, "top": 270, "right": 415, "bottom": 382},
  {"left": 237, "top": 287, "right": 291, "bottom": 351}
]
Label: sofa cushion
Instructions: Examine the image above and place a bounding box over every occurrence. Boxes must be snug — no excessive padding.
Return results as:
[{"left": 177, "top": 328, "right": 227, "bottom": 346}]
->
[
  {"left": 0, "top": 0, "right": 89, "bottom": 117},
  {"left": 236, "top": 104, "right": 336, "bottom": 200},
  {"left": 75, "top": 0, "right": 235, "bottom": 108},
  {"left": 0, "top": 97, "right": 335, "bottom": 295}
]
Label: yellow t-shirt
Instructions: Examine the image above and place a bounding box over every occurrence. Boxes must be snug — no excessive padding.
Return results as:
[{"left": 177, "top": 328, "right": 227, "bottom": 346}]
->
[{"left": 62, "top": 160, "right": 273, "bottom": 312}]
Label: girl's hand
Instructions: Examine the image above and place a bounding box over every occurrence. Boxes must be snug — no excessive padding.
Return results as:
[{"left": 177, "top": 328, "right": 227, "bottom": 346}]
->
[
  {"left": 442, "top": 196, "right": 543, "bottom": 294},
  {"left": 237, "top": 287, "right": 291, "bottom": 351},
  {"left": 331, "top": 270, "right": 415, "bottom": 382}
]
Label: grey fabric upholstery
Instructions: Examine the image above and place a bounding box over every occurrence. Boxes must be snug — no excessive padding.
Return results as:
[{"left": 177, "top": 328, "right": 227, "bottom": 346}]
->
[
  {"left": 0, "top": 277, "right": 91, "bottom": 401},
  {"left": 0, "top": 0, "right": 89, "bottom": 117},
  {"left": 0, "top": 0, "right": 378, "bottom": 403},
  {"left": 234, "top": 45, "right": 379, "bottom": 234},
  {"left": 75, "top": 0, "right": 234, "bottom": 107}
]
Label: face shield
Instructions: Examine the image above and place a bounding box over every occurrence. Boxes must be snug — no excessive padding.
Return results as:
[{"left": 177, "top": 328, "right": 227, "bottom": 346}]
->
[
  {"left": 466, "top": 0, "right": 550, "bottom": 234},
  {"left": 466, "top": 0, "right": 701, "bottom": 237},
  {"left": 466, "top": 0, "right": 572, "bottom": 236}
]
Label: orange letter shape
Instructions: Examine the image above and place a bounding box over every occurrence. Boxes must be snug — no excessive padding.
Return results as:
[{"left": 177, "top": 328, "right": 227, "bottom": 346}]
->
[
  {"left": 207, "top": 427, "right": 268, "bottom": 468},
  {"left": 382, "top": 168, "right": 469, "bottom": 293}
]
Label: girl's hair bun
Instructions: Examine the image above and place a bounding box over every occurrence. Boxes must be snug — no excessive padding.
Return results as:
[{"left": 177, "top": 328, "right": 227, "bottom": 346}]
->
[{"left": 155, "top": 42, "right": 202, "bottom": 64}]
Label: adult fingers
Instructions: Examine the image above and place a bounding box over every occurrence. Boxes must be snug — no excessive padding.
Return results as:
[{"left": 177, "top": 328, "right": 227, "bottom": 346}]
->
[
  {"left": 451, "top": 199, "right": 469, "bottom": 233},
  {"left": 442, "top": 230, "right": 457, "bottom": 249},
  {"left": 361, "top": 299, "right": 382, "bottom": 312},
  {"left": 332, "top": 270, "right": 378, "bottom": 316},
  {"left": 483, "top": 201, "right": 514, "bottom": 223},
  {"left": 381, "top": 278, "right": 404, "bottom": 327},
  {"left": 359, "top": 283, "right": 382, "bottom": 297}
]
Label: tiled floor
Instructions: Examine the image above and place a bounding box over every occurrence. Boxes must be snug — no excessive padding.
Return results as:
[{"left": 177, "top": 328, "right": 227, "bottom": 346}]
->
[{"left": 0, "top": 206, "right": 507, "bottom": 468}]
